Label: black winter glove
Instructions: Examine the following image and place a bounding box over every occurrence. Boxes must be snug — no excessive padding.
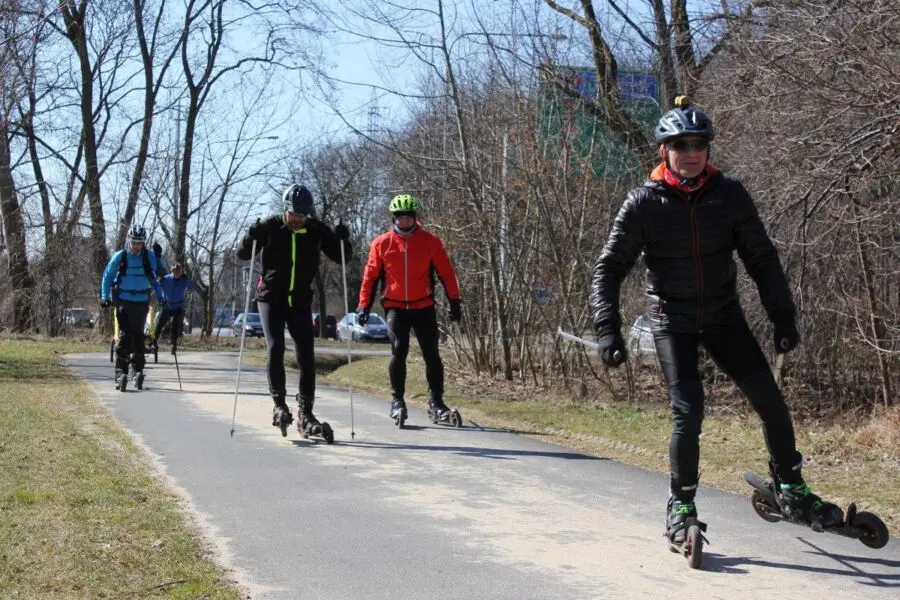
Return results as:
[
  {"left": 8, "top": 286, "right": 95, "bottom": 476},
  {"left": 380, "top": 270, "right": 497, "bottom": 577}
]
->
[
  {"left": 237, "top": 219, "right": 266, "bottom": 260},
  {"left": 335, "top": 219, "right": 350, "bottom": 241},
  {"left": 356, "top": 306, "right": 369, "bottom": 326},
  {"left": 597, "top": 330, "right": 627, "bottom": 368},
  {"left": 448, "top": 299, "right": 462, "bottom": 323},
  {"left": 773, "top": 313, "right": 800, "bottom": 354},
  {"left": 100, "top": 298, "right": 112, "bottom": 308}
]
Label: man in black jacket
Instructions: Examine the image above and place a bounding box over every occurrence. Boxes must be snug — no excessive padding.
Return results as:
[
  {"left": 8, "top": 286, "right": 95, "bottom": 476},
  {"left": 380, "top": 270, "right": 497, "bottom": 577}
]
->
[
  {"left": 237, "top": 184, "right": 351, "bottom": 435},
  {"left": 590, "top": 97, "right": 842, "bottom": 546}
]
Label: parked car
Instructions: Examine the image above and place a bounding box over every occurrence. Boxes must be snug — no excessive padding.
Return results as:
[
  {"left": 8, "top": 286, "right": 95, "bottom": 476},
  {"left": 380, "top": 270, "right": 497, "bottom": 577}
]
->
[
  {"left": 337, "top": 312, "right": 389, "bottom": 342},
  {"left": 232, "top": 312, "right": 265, "bottom": 338},
  {"left": 626, "top": 314, "right": 655, "bottom": 357},
  {"left": 63, "top": 307, "right": 95, "bottom": 328},
  {"left": 312, "top": 313, "right": 338, "bottom": 340}
]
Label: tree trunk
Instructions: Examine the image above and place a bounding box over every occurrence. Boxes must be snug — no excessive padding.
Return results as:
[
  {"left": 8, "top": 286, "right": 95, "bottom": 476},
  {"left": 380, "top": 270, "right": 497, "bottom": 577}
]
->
[{"left": 0, "top": 120, "right": 35, "bottom": 331}]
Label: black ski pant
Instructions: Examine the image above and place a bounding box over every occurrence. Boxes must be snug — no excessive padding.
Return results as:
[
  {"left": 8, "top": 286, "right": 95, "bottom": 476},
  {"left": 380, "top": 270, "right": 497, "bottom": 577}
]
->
[
  {"left": 386, "top": 306, "right": 443, "bottom": 403},
  {"left": 153, "top": 307, "right": 184, "bottom": 348},
  {"left": 653, "top": 317, "right": 802, "bottom": 501},
  {"left": 114, "top": 300, "right": 149, "bottom": 377},
  {"left": 258, "top": 300, "right": 315, "bottom": 405}
]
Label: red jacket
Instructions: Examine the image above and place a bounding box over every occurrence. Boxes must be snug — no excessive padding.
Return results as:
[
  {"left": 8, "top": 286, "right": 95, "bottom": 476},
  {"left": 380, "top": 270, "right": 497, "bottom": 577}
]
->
[{"left": 359, "top": 225, "right": 461, "bottom": 310}]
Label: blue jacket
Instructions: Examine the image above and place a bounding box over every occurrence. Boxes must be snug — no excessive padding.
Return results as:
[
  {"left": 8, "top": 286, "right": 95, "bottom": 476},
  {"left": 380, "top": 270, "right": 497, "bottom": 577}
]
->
[
  {"left": 101, "top": 249, "right": 165, "bottom": 304},
  {"left": 160, "top": 274, "right": 194, "bottom": 309}
]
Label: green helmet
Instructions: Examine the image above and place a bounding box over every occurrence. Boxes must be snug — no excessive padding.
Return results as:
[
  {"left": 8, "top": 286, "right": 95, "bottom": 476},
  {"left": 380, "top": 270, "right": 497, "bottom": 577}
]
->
[{"left": 389, "top": 194, "right": 419, "bottom": 214}]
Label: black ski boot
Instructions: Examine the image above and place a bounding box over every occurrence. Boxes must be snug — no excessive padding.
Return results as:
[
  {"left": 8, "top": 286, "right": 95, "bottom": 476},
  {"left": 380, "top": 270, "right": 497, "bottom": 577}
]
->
[
  {"left": 427, "top": 398, "right": 463, "bottom": 427},
  {"left": 390, "top": 398, "right": 407, "bottom": 428},
  {"left": 132, "top": 370, "right": 145, "bottom": 390},
  {"left": 272, "top": 400, "right": 293, "bottom": 437},
  {"left": 779, "top": 480, "right": 844, "bottom": 531},
  {"left": 665, "top": 496, "right": 707, "bottom": 569},
  {"left": 297, "top": 395, "right": 334, "bottom": 444}
]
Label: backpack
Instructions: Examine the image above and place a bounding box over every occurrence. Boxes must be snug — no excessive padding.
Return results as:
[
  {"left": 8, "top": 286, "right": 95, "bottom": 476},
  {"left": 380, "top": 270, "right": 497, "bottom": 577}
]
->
[{"left": 115, "top": 248, "right": 156, "bottom": 285}]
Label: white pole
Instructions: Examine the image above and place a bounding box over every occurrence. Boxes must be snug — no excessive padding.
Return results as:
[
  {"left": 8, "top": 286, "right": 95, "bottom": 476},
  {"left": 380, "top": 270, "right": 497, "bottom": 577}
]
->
[{"left": 230, "top": 239, "right": 257, "bottom": 437}]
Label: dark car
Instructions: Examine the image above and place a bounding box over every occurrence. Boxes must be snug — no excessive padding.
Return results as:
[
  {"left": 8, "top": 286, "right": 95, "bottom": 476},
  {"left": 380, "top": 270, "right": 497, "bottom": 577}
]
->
[
  {"left": 232, "top": 312, "right": 264, "bottom": 338},
  {"left": 312, "top": 313, "right": 338, "bottom": 340}
]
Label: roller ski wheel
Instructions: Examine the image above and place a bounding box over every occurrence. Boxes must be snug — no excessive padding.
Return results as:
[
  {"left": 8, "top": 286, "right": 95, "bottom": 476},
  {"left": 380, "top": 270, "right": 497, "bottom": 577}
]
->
[{"left": 744, "top": 472, "right": 890, "bottom": 549}]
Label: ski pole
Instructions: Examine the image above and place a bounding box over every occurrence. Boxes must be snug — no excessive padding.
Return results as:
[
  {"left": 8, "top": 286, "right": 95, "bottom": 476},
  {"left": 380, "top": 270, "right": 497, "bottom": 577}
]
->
[
  {"left": 230, "top": 239, "right": 257, "bottom": 437},
  {"left": 556, "top": 327, "right": 622, "bottom": 363},
  {"left": 173, "top": 347, "right": 183, "bottom": 391},
  {"left": 339, "top": 231, "right": 356, "bottom": 440}
]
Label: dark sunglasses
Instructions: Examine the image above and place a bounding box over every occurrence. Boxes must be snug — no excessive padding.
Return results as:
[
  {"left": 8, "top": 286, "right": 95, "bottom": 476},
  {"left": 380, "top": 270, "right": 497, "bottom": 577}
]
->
[{"left": 668, "top": 139, "right": 709, "bottom": 152}]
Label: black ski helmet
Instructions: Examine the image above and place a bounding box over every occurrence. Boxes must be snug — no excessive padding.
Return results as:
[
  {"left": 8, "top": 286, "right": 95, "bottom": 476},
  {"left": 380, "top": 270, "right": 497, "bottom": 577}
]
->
[
  {"left": 654, "top": 96, "right": 715, "bottom": 144},
  {"left": 282, "top": 184, "right": 315, "bottom": 217}
]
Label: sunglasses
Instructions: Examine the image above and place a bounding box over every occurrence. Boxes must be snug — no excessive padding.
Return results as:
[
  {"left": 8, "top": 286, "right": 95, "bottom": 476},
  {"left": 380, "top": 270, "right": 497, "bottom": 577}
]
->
[{"left": 668, "top": 139, "right": 709, "bottom": 152}]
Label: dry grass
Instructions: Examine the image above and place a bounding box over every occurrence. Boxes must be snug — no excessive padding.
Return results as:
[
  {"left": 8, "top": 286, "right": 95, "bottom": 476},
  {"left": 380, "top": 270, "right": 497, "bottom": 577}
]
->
[{"left": 0, "top": 338, "right": 243, "bottom": 599}]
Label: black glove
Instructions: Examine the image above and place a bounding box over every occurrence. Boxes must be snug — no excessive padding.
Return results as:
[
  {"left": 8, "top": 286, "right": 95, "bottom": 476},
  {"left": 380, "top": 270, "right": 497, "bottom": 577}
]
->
[
  {"left": 597, "top": 330, "right": 627, "bottom": 368},
  {"left": 448, "top": 299, "right": 462, "bottom": 322},
  {"left": 356, "top": 306, "right": 369, "bottom": 326},
  {"left": 773, "top": 313, "right": 800, "bottom": 354},
  {"left": 152, "top": 242, "right": 162, "bottom": 257},
  {"left": 100, "top": 298, "right": 112, "bottom": 308},
  {"left": 335, "top": 219, "right": 350, "bottom": 241}
]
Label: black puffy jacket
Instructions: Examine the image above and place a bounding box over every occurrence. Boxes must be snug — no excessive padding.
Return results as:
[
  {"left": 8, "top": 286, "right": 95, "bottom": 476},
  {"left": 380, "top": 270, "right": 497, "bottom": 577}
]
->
[
  {"left": 590, "top": 169, "right": 794, "bottom": 335},
  {"left": 237, "top": 215, "right": 352, "bottom": 307}
]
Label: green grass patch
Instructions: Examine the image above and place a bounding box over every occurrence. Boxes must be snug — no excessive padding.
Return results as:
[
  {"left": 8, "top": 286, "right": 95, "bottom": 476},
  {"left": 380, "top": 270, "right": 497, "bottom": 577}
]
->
[
  {"left": 323, "top": 355, "right": 900, "bottom": 535},
  {"left": 0, "top": 338, "right": 242, "bottom": 599}
]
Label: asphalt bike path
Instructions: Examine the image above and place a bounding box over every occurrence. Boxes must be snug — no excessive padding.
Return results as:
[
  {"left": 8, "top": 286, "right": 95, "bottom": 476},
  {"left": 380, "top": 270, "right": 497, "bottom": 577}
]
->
[{"left": 65, "top": 352, "right": 899, "bottom": 600}]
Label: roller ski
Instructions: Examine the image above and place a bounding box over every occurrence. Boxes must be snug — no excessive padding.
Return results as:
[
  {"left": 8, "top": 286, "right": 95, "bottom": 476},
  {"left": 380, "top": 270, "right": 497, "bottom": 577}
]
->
[
  {"left": 744, "top": 469, "right": 889, "bottom": 549},
  {"left": 115, "top": 370, "right": 128, "bottom": 392},
  {"left": 390, "top": 398, "right": 408, "bottom": 428},
  {"left": 665, "top": 496, "right": 708, "bottom": 569},
  {"left": 427, "top": 399, "right": 463, "bottom": 428},
  {"left": 272, "top": 402, "right": 293, "bottom": 438},
  {"left": 296, "top": 395, "right": 334, "bottom": 444}
]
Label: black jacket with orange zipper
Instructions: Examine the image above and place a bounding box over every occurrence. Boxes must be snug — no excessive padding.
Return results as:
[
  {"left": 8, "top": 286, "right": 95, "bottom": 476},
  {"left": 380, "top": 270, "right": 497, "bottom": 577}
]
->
[
  {"left": 590, "top": 164, "right": 794, "bottom": 336},
  {"left": 237, "top": 215, "right": 352, "bottom": 307}
]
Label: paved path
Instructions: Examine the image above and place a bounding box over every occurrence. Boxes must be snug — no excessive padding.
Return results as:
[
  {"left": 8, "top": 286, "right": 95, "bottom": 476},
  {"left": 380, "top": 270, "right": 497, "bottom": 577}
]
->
[{"left": 66, "top": 352, "right": 899, "bottom": 599}]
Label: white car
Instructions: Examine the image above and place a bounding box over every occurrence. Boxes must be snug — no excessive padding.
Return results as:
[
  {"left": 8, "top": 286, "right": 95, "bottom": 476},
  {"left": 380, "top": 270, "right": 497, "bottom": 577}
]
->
[
  {"left": 626, "top": 314, "right": 656, "bottom": 357},
  {"left": 337, "top": 313, "right": 390, "bottom": 342}
]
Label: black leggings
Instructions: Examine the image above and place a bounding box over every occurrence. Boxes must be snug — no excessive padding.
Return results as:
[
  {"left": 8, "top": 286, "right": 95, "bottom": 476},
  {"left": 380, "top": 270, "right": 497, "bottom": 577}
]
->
[
  {"left": 653, "top": 318, "right": 802, "bottom": 500},
  {"left": 115, "top": 300, "right": 149, "bottom": 375},
  {"left": 258, "top": 301, "right": 315, "bottom": 403},
  {"left": 386, "top": 306, "right": 444, "bottom": 402},
  {"left": 153, "top": 307, "right": 184, "bottom": 346}
]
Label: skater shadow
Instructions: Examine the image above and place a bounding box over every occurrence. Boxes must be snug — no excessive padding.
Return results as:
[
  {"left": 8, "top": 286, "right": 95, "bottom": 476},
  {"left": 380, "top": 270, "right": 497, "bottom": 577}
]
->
[
  {"left": 700, "top": 550, "right": 900, "bottom": 586},
  {"left": 337, "top": 440, "right": 608, "bottom": 462},
  {"left": 798, "top": 537, "right": 900, "bottom": 587}
]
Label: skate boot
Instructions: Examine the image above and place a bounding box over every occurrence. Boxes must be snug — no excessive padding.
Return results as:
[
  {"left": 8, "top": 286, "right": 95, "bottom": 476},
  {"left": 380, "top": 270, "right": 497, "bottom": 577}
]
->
[
  {"left": 390, "top": 398, "right": 407, "bottom": 428},
  {"left": 132, "top": 370, "right": 145, "bottom": 390},
  {"left": 272, "top": 400, "right": 293, "bottom": 437},
  {"left": 666, "top": 496, "right": 697, "bottom": 546},
  {"left": 428, "top": 398, "right": 463, "bottom": 427},
  {"left": 665, "top": 495, "right": 708, "bottom": 569},
  {"left": 779, "top": 480, "right": 844, "bottom": 531},
  {"left": 296, "top": 395, "right": 334, "bottom": 444},
  {"left": 428, "top": 399, "right": 451, "bottom": 422},
  {"left": 115, "top": 369, "right": 128, "bottom": 392}
]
